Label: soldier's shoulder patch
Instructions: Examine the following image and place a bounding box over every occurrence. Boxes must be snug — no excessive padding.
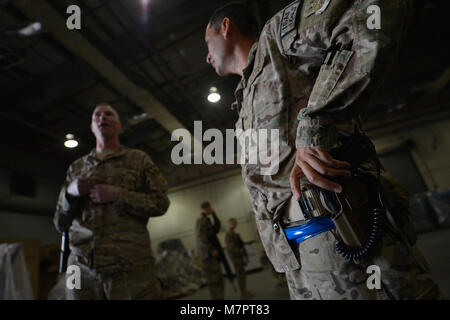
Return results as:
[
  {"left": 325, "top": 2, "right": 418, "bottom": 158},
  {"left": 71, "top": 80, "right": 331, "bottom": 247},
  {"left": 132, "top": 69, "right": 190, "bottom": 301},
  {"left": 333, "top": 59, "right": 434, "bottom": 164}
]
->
[
  {"left": 280, "top": 0, "right": 301, "bottom": 39},
  {"left": 304, "top": 0, "right": 332, "bottom": 17}
]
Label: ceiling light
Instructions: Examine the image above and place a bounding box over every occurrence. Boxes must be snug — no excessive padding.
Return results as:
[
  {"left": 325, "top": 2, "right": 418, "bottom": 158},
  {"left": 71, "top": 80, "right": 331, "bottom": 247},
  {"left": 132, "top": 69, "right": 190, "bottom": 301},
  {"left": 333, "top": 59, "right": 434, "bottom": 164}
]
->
[
  {"left": 17, "top": 22, "right": 42, "bottom": 37},
  {"left": 64, "top": 134, "right": 78, "bottom": 149},
  {"left": 207, "top": 87, "right": 221, "bottom": 103},
  {"left": 131, "top": 113, "right": 148, "bottom": 120}
]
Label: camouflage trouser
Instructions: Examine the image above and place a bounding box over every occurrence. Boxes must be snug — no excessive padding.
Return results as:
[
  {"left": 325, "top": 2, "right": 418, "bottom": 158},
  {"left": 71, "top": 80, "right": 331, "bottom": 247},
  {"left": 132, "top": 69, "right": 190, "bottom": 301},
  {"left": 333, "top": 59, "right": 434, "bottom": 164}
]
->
[
  {"left": 271, "top": 264, "right": 287, "bottom": 285},
  {"left": 285, "top": 225, "right": 441, "bottom": 300},
  {"left": 202, "top": 257, "right": 224, "bottom": 300},
  {"left": 65, "top": 254, "right": 162, "bottom": 300},
  {"left": 231, "top": 258, "right": 247, "bottom": 296}
]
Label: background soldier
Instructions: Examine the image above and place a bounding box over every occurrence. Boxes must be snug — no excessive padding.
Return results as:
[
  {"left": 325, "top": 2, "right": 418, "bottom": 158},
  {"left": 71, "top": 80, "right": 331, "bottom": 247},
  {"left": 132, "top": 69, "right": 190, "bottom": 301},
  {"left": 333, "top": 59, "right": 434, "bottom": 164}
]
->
[
  {"left": 54, "top": 103, "right": 170, "bottom": 299},
  {"left": 205, "top": 2, "right": 441, "bottom": 299},
  {"left": 225, "top": 218, "right": 253, "bottom": 299},
  {"left": 195, "top": 201, "right": 225, "bottom": 299}
]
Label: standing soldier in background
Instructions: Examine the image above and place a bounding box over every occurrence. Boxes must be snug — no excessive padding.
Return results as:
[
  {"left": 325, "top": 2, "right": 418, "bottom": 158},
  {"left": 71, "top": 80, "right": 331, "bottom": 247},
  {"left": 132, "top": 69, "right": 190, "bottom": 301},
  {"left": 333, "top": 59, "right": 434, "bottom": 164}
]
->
[
  {"left": 205, "top": 1, "right": 441, "bottom": 299},
  {"left": 225, "top": 218, "right": 253, "bottom": 299},
  {"left": 54, "top": 103, "right": 170, "bottom": 299},
  {"left": 195, "top": 202, "right": 225, "bottom": 299}
]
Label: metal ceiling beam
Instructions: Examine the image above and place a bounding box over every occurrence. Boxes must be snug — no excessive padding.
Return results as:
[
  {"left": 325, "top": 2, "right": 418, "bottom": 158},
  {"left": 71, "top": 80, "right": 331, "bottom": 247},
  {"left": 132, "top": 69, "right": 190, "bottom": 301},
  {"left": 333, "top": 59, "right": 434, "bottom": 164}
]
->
[
  {"left": 365, "top": 95, "right": 450, "bottom": 138},
  {"left": 13, "top": 0, "right": 200, "bottom": 149},
  {"left": 107, "top": 0, "right": 211, "bottom": 127},
  {"left": 425, "top": 66, "right": 450, "bottom": 98},
  {"left": 2, "top": 59, "right": 96, "bottom": 113}
]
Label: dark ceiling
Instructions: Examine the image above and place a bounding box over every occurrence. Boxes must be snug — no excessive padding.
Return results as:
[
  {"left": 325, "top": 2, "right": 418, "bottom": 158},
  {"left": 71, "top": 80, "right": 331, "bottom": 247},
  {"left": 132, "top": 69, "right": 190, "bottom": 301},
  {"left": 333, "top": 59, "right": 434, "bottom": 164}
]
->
[{"left": 0, "top": 0, "right": 449, "bottom": 188}]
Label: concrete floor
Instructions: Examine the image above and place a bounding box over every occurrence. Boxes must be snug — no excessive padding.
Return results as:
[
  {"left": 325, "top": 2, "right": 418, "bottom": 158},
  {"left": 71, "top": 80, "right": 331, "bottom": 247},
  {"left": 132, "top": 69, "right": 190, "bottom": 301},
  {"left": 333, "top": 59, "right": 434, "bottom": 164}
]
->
[
  {"left": 180, "top": 227, "right": 450, "bottom": 300},
  {"left": 178, "top": 267, "right": 290, "bottom": 300}
]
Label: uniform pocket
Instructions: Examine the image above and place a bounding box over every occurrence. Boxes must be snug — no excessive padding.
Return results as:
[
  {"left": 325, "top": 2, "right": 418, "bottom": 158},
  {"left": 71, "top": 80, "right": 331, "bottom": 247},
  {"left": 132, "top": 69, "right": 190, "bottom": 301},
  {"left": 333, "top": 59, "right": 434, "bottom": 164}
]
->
[
  {"left": 255, "top": 217, "right": 301, "bottom": 273},
  {"left": 297, "top": 231, "right": 339, "bottom": 273},
  {"left": 235, "top": 108, "right": 256, "bottom": 166},
  {"left": 252, "top": 81, "right": 287, "bottom": 130},
  {"left": 307, "top": 49, "right": 354, "bottom": 113},
  {"left": 119, "top": 171, "right": 138, "bottom": 190},
  {"left": 250, "top": 80, "right": 289, "bottom": 159}
]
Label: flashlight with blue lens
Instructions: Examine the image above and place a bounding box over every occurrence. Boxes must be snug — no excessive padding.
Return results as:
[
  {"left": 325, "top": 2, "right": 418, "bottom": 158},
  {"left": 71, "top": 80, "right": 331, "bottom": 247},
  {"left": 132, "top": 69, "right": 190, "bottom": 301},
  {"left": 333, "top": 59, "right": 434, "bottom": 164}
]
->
[{"left": 284, "top": 132, "right": 386, "bottom": 261}]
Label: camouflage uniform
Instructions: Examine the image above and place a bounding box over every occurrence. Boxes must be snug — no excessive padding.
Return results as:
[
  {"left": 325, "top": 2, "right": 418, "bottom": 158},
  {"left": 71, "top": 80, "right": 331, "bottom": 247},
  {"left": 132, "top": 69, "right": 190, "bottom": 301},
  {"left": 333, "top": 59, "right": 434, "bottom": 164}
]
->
[
  {"left": 225, "top": 229, "right": 248, "bottom": 297},
  {"left": 54, "top": 145, "right": 169, "bottom": 300},
  {"left": 195, "top": 213, "right": 225, "bottom": 300},
  {"left": 271, "top": 264, "right": 287, "bottom": 286},
  {"left": 233, "top": 0, "right": 441, "bottom": 299}
]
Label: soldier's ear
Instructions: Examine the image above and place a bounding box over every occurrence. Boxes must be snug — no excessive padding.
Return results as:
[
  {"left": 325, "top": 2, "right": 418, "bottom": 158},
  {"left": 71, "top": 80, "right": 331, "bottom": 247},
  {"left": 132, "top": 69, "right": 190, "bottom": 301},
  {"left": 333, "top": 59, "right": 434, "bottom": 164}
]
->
[{"left": 221, "top": 17, "right": 231, "bottom": 39}]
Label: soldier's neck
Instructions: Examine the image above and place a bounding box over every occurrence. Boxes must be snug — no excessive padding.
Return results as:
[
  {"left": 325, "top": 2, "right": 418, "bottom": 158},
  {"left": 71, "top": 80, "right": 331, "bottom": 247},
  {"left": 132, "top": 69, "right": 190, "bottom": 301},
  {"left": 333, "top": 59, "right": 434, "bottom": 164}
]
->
[
  {"left": 234, "top": 39, "right": 257, "bottom": 76},
  {"left": 96, "top": 136, "right": 120, "bottom": 153}
]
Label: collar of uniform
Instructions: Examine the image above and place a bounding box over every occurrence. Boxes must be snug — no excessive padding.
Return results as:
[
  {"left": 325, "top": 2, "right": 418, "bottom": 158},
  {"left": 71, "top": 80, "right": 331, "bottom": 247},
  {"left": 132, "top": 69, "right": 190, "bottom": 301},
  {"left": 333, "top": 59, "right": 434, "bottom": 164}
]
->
[
  {"left": 231, "top": 81, "right": 244, "bottom": 112},
  {"left": 242, "top": 42, "right": 258, "bottom": 85},
  {"left": 87, "top": 145, "right": 127, "bottom": 163},
  {"left": 231, "top": 42, "right": 258, "bottom": 112}
]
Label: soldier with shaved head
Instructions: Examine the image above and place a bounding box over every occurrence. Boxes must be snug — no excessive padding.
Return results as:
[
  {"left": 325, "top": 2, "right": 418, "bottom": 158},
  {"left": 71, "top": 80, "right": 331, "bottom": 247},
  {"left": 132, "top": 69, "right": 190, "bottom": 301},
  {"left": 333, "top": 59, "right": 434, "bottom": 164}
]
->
[{"left": 54, "top": 103, "right": 170, "bottom": 299}]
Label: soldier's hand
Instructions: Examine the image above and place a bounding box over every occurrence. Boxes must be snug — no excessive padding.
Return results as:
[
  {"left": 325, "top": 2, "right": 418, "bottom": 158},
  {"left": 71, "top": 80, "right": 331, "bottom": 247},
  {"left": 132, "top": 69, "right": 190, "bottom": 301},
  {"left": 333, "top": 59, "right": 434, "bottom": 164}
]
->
[
  {"left": 290, "top": 147, "right": 351, "bottom": 200},
  {"left": 89, "top": 184, "right": 120, "bottom": 203},
  {"left": 67, "top": 176, "right": 100, "bottom": 197}
]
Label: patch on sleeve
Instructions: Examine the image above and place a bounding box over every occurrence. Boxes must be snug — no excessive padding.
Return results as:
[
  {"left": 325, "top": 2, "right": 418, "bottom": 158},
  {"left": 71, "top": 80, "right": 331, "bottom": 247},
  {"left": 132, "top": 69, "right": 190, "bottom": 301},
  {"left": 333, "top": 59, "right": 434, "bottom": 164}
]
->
[
  {"left": 280, "top": 0, "right": 301, "bottom": 39},
  {"left": 304, "top": 0, "right": 332, "bottom": 17}
]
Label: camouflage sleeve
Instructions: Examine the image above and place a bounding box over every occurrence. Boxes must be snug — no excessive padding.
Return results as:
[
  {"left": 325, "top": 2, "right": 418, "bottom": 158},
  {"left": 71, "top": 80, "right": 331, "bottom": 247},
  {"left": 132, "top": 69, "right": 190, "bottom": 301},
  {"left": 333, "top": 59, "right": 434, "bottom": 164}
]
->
[
  {"left": 54, "top": 165, "right": 80, "bottom": 233},
  {"left": 237, "top": 233, "right": 245, "bottom": 249},
  {"left": 225, "top": 232, "right": 237, "bottom": 258},
  {"left": 199, "top": 219, "right": 216, "bottom": 254},
  {"left": 211, "top": 212, "right": 221, "bottom": 234},
  {"left": 225, "top": 232, "right": 232, "bottom": 251},
  {"left": 291, "top": 0, "right": 413, "bottom": 148},
  {"left": 116, "top": 153, "right": 170, "bottom": 219}
]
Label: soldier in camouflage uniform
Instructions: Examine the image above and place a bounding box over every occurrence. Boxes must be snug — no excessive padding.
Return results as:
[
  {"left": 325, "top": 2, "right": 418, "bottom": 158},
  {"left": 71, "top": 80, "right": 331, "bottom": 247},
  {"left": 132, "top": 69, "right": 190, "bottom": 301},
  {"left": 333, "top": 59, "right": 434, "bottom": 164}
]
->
[
  {"left": 195, "top": 202, "right": 225, "bottom": 299},
  {"left": 205, "top": 1, "right": 441, "bottom": 299},
  {"left": 225, "top": 218, "right": 254, "bottom": 299},
  {"left": 54, "top": 103, "right": 170, "bottom": 299}
]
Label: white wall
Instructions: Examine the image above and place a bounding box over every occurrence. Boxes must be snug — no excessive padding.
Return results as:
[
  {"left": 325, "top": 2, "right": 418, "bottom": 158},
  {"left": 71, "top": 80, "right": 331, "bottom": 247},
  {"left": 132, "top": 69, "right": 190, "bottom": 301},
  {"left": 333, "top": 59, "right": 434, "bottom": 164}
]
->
[
  {"left": 0, "top": 166, "right": 61, "bottom": 246},
  {"left": 147, "top": 173, "right": 258, "bottom": 254},
  {"left": 0, "top": 168, "right": 9, "bottom": 193},
  {"left": 373, "top": 118, "right": 450, "bottom": 189},
  {"left": 0, "top": 210, "right": 59, "bottom": 246}
]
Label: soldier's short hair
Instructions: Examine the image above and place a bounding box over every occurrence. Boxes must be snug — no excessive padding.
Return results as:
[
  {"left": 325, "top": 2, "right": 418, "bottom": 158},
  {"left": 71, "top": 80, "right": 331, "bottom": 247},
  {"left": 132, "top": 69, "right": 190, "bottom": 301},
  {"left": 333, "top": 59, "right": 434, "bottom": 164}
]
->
[
  {"left": 92, "top": 102, "right": 121, "bottom": 122},
  {"left": 208, "top": 2, "right": 259, "bottom": 39},
  {"left": 200, "top": 201, "right": 211, "bottom": 209}
]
